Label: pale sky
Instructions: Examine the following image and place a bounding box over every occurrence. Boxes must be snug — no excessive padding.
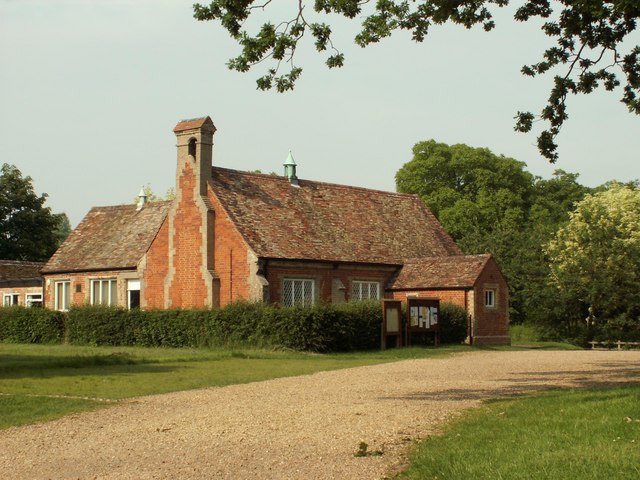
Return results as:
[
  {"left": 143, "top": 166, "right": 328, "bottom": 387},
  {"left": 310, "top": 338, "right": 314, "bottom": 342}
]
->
[{"left": 1, "top": 0, "right": 638, "bottom": 227}]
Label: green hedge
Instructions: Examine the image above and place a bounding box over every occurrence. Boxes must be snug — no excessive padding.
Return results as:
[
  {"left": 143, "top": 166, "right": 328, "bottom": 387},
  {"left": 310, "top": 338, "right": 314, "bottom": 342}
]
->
[
  {"left": 66, "top": 306, "right": 135, "bottom": 346},
  {"left": 2, "top": 300, "right": 467, "bottom": 351},
  {"left": 134, "top": 309, "right": 207, "bottom": 348},
  {"left": 0, "top": 307, "right": 65, "bottom": 343},
  {"left": 60, "top": 301, "right": 383, "bottom": 352},
  {"left": 204, "top": 300, "right": 382, "bottom": 352}
]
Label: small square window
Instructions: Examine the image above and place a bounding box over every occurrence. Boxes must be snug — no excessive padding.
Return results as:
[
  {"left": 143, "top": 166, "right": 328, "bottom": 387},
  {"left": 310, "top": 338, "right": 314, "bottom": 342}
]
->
[
  {"left": 26, "top": 293, "right": 42, "bottom": 308},
  {"left": 3, "top": 294, "right": 19, "bottom": 306},
  {"left": 484, "top": 288, "right": 496, "bottom": 308}
]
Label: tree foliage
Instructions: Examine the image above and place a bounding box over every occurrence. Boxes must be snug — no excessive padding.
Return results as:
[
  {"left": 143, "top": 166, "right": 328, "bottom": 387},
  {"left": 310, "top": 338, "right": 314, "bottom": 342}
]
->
[
  {"left": 395, "top": 140, "right": 591, "bottom": 324},
  {"left": 0, "top": 164, "right": 67, "bottom": 261},
  {"left": 546, "top": 184, "right": 640, "bottom": 324},
  {"left": 53, "top": 213, "right": 72, "bottom": 247},
  {"left": 193, "top": 1, "right": 640, "bottom": 162}
]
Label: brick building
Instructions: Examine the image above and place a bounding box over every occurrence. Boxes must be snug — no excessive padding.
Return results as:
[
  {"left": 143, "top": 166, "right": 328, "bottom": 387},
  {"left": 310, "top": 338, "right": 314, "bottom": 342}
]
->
[
  {"left": 41, "top": 116, "right": 510, "bottom": 345},
  {"left": 0, "top": 260, "right": 44, "bottom": 307}
]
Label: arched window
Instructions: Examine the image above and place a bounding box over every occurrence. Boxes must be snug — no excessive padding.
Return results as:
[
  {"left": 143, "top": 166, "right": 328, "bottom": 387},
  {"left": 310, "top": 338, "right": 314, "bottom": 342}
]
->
[{"left": 188, "top": 137, "right": 197, "bottom": 158}]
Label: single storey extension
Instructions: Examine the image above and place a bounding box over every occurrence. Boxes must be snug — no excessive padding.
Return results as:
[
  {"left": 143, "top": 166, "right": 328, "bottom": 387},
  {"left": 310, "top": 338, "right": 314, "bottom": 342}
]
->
[{"left": 0, "top": 260, "right": 44, "bottom": 307}]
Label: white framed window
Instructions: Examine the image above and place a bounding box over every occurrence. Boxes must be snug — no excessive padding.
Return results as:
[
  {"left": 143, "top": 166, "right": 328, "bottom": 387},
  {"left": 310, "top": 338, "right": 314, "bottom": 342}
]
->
[
  {"left": 3, "top": 293, "right": 19, "bottom": 306},
  {"left": 26, "top": 293, "right": 43, "bottom": 308},
  {"left": 282, "top": 278, "right": 315, "bottom": 307},
  {"left": 351, "top": 281, "right": 380, "bottom": 301},
  {"left": 484, "top": 288, "right": 496, "bottom": 308},
  {"left": 55, "top": 281, "right": 71, "bottom": 311},
  {"left": 91, "top": 279, "right": 117, "bottom": 306},
  {"left": 127, "top": 279, "right": 140, "bottom": 309}
]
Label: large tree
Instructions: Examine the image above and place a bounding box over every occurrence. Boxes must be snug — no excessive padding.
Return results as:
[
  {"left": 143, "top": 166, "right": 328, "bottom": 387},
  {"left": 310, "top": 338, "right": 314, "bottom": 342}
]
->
[
  {"left": 0, "top": 164, "right": 64, "bottom": 261},
  {"left": 395, "top": 139, "right": 535, "bottom": 250},
  {"left": 193, "top": 1, "right": 640, "bottom": 162},
  {"left": 518, "top": 170, "right": 592, "bottom": 330},
  {"left": 395, "top": 140, "right": 590, "bottom": 324},
  {"left": 546, "top": 184, "right": 640, "bottom": 325}
]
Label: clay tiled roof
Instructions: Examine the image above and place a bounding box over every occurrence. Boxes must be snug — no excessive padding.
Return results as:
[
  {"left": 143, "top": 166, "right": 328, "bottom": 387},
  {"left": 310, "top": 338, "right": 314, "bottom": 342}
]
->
[
  {"left": 42, "top": 202, "right": 171, "bottom": 274},
  {"left": 211, "top": 168, "right": 462, "bottom": 264},
  {"left": 389, "top": 254, "right": 492, "bottom": 289},
  {"left": 173, "top": 117, "right": 216, "bottom": 133},
  {"left": 0, "top": 260, "right": 44, "bottom": 286}
]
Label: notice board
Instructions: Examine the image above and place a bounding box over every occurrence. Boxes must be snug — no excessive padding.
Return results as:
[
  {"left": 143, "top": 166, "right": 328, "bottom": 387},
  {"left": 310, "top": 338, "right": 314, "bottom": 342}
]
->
[
  {"left": 381, "top": 300, "right": 403, "bottom": 349},
  {"left": 406, "top": 297, "right": 440, "bottom": 346}
]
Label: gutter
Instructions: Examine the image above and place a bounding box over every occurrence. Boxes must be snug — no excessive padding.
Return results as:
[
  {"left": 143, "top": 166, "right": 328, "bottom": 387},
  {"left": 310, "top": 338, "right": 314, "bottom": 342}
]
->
[{"left": 40, "top": 266, "right": 138, "bottom": 276}]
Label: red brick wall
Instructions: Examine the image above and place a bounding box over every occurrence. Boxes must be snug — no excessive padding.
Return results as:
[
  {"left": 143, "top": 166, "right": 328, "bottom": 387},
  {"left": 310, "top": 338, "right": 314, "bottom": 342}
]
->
[
  {"left": 44, "top": 273, "right": 85, "bottom": 309},
  {"left": 143, "top": 218, "right": 169, "bottom": 309},
  {"left": 472, "top": 258, "right": 510, "bottom": 343},
  {"left": 388, "top": 289, "right": 467, "bottom": 309},
  {"left": 208, "top": 184, "right": 252, "bottom": 306},
  {"left": 266, "top": 263, "right": 394, "bottom": 305},
  {"left": 167, "top": 160, "right": 209, "bottom": 308},
  {"left": 142, "top": 180, "right": 253, "bottom": 309},
  {"left": 43, "top": 271, "right": 132, "bottom": 309}
]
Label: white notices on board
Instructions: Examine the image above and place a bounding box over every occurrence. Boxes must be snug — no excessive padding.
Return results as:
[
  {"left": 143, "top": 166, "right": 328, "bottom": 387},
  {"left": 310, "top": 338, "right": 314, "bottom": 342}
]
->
[
  {"left": 430, "top": 307, "right": 438, "bottom": 325},
  {"left": 410, "top": 306, "right": 419, "bottom": 326},
  {"left": 419, "top": 307, "right": 429, "bottom": 328}
]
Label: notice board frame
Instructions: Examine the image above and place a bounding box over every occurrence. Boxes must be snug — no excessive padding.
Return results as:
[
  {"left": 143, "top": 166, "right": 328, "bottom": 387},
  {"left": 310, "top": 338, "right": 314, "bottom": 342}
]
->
[
  {"left": 406, "top": 297, "right": 440, "bottom": 347},
  {"left": 382, "top": 299, "right": 403, "bottom": 349}
]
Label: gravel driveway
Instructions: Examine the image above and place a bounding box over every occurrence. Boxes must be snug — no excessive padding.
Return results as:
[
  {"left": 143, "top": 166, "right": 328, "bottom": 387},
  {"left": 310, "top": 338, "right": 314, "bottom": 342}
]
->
[{"left": 1, "top": 350, "right": 639, "bottom": 479}]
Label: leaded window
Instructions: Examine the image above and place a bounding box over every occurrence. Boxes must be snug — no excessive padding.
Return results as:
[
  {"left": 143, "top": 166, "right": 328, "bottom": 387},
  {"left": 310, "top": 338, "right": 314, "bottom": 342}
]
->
[
  {"left": 351, "top": 281, "right": 380, "bottom": 301},
  {"left": 282, "top": 278, "right": 314, "bottom": 307}
]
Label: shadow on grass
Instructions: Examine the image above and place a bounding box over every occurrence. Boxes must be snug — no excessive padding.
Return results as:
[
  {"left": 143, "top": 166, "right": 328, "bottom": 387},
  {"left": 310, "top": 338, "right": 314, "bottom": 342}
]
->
[
  {"left": 378, "top": 360, "right": 640, "bottom": 402},
  {"left": 0, "top": 354, "right": 180, "bottom": 380}
]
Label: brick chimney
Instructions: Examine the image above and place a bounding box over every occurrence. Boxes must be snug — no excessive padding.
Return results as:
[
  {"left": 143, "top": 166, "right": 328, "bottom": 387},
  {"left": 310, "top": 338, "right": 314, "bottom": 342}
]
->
[
  {"left": 164, "top": 116, "right": 219, "bottom": 308},
  {"left": 173, "top": 117, "right": 216, "bottom": 194}
]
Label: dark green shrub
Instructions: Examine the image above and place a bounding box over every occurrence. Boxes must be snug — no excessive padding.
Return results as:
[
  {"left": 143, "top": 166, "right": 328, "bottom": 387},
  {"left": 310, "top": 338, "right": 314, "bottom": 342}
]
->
[
  {"left": 594, "top": 313, "right": 640, "bottom": 343},
  {"left": 0, "top": 306, "right": 65, "bottom": 343},
  {"left": 135, "top": 309, "right": 206, "bottom": 348},
  {"left": 260, "top": 301, "right": 382, "bottom": 352},
  {"left": 280, "top": 305, "right": 334, "bottom": 352},
  {"left": 332, "top": 300, "right": 381, "bottom": 351},
  {"left": 201, "top": 300, "right": 381, "bottom": 352},
  {"left": 204, "top": 302, "right": 274, "bottom": 348},
  {"left": 439, "top": 302, "right": 468, "bottom": 344},
  {"left": 66, "top": 305, "right": 135, "bottom": 346}
]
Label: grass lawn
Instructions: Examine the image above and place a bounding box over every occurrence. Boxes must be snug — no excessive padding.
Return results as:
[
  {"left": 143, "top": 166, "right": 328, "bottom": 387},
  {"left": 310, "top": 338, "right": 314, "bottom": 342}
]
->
[
  {"left": 0, "top": 341, "right": 581, "bottom": 430},
  {"left": 0, "top": 342, "right": 471, "bottom": 428},
  {"left": 399, "top": 386, "right": 640, "bottom": 480}
]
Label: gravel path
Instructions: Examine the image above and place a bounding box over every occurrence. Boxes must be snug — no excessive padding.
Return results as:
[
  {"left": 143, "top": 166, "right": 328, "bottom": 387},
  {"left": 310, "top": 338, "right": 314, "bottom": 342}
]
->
[{"left": 1, "top": 350, "right": 639, "bottom": 479}]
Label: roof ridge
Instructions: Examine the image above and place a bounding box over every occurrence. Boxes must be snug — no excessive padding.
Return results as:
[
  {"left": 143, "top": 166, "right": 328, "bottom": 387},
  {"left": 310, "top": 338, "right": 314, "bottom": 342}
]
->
[
  {"left": 403, "top": 253, "right": 491, "bottom": 262},
  {"left": 89, "top": 200, "right": 173, "bottom": 211},
  {"left": 212, "top": 166, "right": 419, "bottom": 199},
  {"left": 0, "top": 260, "right": 45, "bottom": 266}
]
